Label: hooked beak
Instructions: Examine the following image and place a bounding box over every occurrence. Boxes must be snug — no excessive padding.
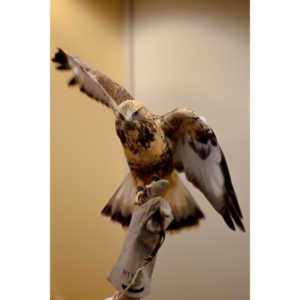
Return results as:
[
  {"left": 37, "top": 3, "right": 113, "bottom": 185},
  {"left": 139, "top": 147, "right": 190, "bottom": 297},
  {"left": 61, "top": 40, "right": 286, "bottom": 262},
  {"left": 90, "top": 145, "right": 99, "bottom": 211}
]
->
[{"left": 125, "top": 119, "right": 135, "bottom": 130}]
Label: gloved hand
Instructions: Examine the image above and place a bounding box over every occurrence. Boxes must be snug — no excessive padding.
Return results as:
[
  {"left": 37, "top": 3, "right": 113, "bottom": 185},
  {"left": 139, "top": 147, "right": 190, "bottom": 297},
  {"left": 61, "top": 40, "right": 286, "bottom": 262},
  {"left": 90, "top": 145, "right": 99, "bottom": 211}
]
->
[{"left": 107, "top": 179, "right": 173, "bottom": 298}]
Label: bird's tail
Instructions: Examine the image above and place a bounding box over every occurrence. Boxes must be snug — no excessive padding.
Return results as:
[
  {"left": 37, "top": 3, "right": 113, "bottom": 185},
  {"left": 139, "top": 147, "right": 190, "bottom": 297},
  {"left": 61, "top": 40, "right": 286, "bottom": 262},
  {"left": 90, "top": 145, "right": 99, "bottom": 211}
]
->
[
  {"left": 101, "top": 173, "right": 136, "bottom": 227},
  {"left": 101, "top": 172, "right": 205, "bottom": 232}
]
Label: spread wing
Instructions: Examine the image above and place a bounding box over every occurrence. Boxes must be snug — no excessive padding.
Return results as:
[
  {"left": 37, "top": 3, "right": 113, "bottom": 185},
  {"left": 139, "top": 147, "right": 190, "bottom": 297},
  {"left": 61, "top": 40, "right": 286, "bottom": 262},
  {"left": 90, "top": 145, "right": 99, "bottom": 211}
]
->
[
  {"left": 52, "top": 48, "right": 133, "bottom": 111},
  {"left": 161, "top": 108, "right": 245, "bottom": 231}
]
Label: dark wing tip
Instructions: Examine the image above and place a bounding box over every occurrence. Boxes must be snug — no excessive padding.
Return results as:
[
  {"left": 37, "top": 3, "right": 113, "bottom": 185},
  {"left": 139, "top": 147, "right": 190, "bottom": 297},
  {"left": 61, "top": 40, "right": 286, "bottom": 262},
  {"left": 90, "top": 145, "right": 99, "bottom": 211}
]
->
[
  {"left": 222, "top": 205, "right": 246, "bottom": 232},
  {"left": 238, "top": 220, "right": 246, "bottom": 232},
  {"left": 229, "top": 205, "right": 245, "bottom": 232},
  {"left": 223, "top": 191, "right": 245, "bottom": 232},
  {"left": 222, "top": 210, "right": 236, "bottom": 231},
  {"left": 51, "top": 48, "right": 70, "bottom": 70},
  {"left": 219, "top": 151, "right": 245, "bottom": 232},
  {"left": 220, "top": 152, "right": 243, "bottom": 219},
  {"left": 235, "top": 216, "right": 246, "bottom": 232}
]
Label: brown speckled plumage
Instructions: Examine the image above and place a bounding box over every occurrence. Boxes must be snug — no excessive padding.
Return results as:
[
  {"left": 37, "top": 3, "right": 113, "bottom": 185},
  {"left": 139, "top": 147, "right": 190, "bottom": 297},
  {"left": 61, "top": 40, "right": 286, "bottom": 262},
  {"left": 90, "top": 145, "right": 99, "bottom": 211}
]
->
[
  {"left": 116, "top": 119, "right": 157, "bottom": 155},
  {"left": 52, "top": 49, "right": 245, "bottom": 232}
]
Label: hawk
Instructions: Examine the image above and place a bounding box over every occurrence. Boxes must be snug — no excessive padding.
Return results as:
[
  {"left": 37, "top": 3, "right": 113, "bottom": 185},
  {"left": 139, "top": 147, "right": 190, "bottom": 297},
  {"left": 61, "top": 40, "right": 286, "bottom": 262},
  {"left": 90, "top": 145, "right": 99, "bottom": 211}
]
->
[{"left": 52, "top": 48, "right": 245, "bottom": 232}]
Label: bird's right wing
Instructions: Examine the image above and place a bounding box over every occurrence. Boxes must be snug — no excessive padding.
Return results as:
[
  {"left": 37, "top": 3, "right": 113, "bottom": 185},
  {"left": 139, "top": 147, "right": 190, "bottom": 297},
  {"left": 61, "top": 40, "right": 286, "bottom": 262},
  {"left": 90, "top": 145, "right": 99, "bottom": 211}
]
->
[{"left": 52, "top": 48, "right": 133, "bottom": 112}]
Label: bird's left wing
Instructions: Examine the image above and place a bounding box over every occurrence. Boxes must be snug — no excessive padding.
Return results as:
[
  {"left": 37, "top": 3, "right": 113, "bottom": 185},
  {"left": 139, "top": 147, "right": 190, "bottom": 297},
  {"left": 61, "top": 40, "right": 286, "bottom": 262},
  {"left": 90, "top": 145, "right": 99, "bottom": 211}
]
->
[
  {"left": 52, "top": 48, "right": 133, "bottom": 111},
  {"left": 161, "top": 108, "right": 245, "bottom": 231}
]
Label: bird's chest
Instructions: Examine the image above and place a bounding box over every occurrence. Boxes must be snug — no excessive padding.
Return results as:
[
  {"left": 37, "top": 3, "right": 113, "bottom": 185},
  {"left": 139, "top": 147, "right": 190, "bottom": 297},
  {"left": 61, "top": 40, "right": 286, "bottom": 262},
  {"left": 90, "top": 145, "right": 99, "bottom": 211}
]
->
[
  {"left": 127, "top": 144, "right": 173, "bottom": 183},
  {"left": 124, "top": 128, "right": 169, "bottom": 166},
  {"left": 116, "top": 119, "right": 173, "bottom": 182}
]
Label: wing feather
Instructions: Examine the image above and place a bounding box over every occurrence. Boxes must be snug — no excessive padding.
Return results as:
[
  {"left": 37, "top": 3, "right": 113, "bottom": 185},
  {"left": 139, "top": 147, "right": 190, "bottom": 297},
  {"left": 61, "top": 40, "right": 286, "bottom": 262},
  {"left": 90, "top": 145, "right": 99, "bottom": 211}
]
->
[
  {"left": 161, "top": 108, "right": 245, "bottom": 231},
  {"left": 52, "top": 48, "right": 133, "bottom": 111}
]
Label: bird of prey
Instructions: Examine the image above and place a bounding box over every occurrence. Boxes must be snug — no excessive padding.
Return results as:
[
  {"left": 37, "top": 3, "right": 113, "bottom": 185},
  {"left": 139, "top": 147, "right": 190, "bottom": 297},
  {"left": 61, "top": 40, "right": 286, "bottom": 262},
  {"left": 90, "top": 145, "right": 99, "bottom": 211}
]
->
[{"left": 52, "top": 48, "right": 245, "bottom": 232}]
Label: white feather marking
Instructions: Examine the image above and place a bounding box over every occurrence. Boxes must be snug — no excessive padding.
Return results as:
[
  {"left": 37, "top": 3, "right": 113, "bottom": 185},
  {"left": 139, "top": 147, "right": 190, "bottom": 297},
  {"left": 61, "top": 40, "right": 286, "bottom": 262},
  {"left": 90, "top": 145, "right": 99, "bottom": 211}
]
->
[
  {"left": 180, "top": 135, "right": 225, "bottom": 212},
  {"left": 73, "top": 66, "right": 80, "bottom": 76},
  {"left": 199, "top": 116, "right": 207, "bottom": 124}
]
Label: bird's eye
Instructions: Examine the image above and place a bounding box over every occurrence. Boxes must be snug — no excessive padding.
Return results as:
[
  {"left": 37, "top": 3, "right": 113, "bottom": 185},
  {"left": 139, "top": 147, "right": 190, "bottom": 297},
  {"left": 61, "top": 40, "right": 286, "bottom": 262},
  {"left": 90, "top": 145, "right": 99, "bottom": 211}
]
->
[{"left": 132, "top": 110, "right": 139, "bottom": 118}]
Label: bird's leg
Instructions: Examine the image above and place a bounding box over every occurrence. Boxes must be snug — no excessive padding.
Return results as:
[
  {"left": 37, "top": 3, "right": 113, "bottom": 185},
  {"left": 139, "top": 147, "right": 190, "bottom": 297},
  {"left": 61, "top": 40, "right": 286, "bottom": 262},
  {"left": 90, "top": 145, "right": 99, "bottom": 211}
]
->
[{"left": 135, "top": 176, "right": 161, "bottom": 206}]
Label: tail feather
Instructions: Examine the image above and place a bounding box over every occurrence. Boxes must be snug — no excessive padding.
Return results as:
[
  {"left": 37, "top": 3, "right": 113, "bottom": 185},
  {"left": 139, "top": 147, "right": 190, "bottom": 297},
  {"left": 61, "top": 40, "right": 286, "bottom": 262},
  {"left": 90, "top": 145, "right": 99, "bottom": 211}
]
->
[
  {"left": 101, "top": 172, "right": 205, "bottom": 232},
  {"left": 163, "top": 172, "right": 205, "bottom": 231},
  {"left": 101, "top": 173, "right": 135, "bottom": 227}
]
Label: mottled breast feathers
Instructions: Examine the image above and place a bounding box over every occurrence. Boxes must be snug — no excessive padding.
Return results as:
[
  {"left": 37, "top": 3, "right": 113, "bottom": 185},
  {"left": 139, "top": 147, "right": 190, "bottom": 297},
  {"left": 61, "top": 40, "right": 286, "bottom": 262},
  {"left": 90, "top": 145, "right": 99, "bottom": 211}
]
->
[{"left": 116, "top": 119, "right": 156, "bottom": 154}]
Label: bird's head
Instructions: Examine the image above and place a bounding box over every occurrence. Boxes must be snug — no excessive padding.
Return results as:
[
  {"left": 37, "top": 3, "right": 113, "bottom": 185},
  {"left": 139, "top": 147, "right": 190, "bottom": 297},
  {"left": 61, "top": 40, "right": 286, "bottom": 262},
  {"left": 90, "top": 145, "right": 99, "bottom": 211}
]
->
[
  {"left": 115, "top": 100, "right": 157, "bottom": 152},
  {"left": 117, "top": 100, "right": 152, "bottom": 123}
]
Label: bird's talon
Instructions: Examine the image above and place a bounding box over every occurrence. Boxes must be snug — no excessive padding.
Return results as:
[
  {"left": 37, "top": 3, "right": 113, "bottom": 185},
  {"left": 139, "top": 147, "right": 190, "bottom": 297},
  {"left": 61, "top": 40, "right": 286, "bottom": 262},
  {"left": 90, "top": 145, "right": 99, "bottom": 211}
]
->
[
  {"left": 152, "top": 176, "right": 160, "bottom": 182},
  {"left": 135, "top": 190, "right": 144, "bottom": 205}
]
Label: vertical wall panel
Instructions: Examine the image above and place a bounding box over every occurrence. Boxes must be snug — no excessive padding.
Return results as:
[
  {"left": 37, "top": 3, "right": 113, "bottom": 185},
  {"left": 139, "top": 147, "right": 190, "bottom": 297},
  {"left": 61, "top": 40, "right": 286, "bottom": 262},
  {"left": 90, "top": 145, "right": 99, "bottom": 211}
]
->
[
  {"left": 51, "top": 1, "right": 126, "bottom": 299},
  {"left": 132, "top": 1, "right": 249, "bottom": 299}
]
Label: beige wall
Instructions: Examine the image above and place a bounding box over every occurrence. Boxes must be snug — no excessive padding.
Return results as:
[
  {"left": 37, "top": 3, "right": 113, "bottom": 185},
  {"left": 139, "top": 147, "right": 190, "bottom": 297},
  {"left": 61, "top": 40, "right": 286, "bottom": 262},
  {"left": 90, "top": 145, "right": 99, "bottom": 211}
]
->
[
  {"left": 51, "top": 1, "right": 127, "bottom": 299},
  {"left": 131, "top": 0, "right": 249, "bottom": 299}
]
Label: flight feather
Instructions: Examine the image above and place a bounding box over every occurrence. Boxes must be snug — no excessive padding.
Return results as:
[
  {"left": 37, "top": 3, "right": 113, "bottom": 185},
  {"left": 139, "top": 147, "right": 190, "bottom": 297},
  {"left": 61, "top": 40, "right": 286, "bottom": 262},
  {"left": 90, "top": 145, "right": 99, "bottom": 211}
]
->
[
  {"left": 52, "top": 48, "right": 133, "bottom": 111},
  {"left": 161, "top": 108, "right": 245, "bottom": 231}
]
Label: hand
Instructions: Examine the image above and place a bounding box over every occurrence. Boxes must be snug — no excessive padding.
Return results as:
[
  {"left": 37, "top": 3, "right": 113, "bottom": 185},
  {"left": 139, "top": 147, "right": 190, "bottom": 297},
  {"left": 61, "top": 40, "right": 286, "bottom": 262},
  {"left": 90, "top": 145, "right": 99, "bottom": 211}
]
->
[{"left": 107, "top": 182, "right": 173, "bottom": 299}]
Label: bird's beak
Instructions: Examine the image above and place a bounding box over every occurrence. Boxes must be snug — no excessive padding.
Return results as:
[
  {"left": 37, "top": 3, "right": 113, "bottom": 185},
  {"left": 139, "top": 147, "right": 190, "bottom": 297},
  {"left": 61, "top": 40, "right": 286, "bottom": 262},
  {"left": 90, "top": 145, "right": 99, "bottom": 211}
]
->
[
  {"left": 125, "top": 118, "right": 135, "bottom": 130},
  {"left": 117, "top": 111, "right": 131, "bottom": 122},
  {"left": 116, "top": 112, "right": 135, "bottom": 129}
]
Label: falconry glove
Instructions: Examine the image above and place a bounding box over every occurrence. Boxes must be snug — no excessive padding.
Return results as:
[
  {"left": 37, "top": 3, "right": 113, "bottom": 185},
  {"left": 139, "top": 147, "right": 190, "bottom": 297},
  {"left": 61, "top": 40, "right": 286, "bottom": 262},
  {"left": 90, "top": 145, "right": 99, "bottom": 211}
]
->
[{"left": 107, "top": 179, "right": 173, "bottom": 298}]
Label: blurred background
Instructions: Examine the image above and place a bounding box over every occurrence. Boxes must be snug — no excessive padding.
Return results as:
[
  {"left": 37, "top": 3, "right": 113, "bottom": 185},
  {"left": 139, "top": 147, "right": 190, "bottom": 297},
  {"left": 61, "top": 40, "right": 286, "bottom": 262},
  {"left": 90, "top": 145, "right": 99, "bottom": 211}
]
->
[{"left": 51, "top": 0, "right": 249, "bottom": 299}]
